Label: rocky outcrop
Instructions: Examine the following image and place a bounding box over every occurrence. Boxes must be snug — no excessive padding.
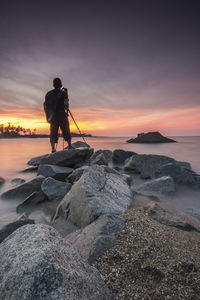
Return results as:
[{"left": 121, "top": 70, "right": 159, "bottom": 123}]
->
[
  {"left": 145, "top": 202, "right": 200, "bottom": 232},
  {"left": 41, "top": 177, "right": 71, "bottom": 202},
  {"left": 37, "top": 164, "right": 73, "bottom": 180},
  {"left": 65, "top": 214, "right": 125, "bottom": 264},
  {"left": 1, "top": 175, "right": 45, "bottom": 200},
  {"left": 16, "top": 191, "right": 46, "bottom": 214},
  {"left": 155, "top": 163, "right": 200, "bottom": 188},
  {"left": 127, "top": 131, "right": 176, "bottom": 143},
  {"left": 59, "top": 165, "right": 132, "bottom": 227},
  {"left": 0, "top": 224, "right": 112, "bottom": 300},
  {"left": 28, "top": 148, "right": 94, "bottom": 167},
  {"left": 0, "top": 217, "right": 34, "bottom": 243},
  {"left": 112, "top": 149, "right": 137, "bottom": 164},
  {"left": 133, "top": 176, "right": 175, "bottom": 195}
]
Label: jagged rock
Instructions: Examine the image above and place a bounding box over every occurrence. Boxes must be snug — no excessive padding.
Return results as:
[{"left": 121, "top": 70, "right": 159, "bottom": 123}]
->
[
  {"left": 0, "top": 224, "right": 112, "bottom": 300},
  {"left": 134, "top": 176, "right": 175, "bottom": 195},
  {"left": 65, "top": 214, "right": 125, "bottom": 264},
  {"left": 1, "top": 176, "right": 45, "bottom": 200},
  {"left": 68, "top": 166, "right": 89, "bottom": 184},
  {"left": 16, "top": 191, "right": 46, "bottom": 214},
  {"left": 65, "top": 140, "right": 90, "bottom": 149},
  {"left": 11, "top": 178, "right": 26, "bottom": 186},
  {"left": 0, "top": 177, "right": 5, "bottom": 186},
  {"left": 28, "top": 148, "right": 94, "bottom": 167},
  {"left": 59, "top": 165, "right": 132, "bottom": 228},
  {"left": 41, "top": 177, "right": 71, "bottom": 202},
  {"left": 90, "top": 153, "right": 108, "bottom": 166},
  {"left": 146, "top": 202, "right": 200, "bottom": 232},
  {"left": 90, "top": 150, "right": 113, "bottom": 162},
  {"left": 124, "top": 154, "right": 178, "bottom": 179},
  {"left": 37, "top": 164, "right": 73, "bottom": 180},
  {"left": 155, "top": 163, "right": 200, "bottom": 188},
  {"left": 20, "top": 166, "right": 38, "bottom": 173},
  {"left": 0, "top": 217, "right": 34, "bottom": 243},
  {"left": 127, "top": 131, "right": 176, "bottom": 143},
  {"left": 112, "top": 149, "right": 137, "bottom": 164}
]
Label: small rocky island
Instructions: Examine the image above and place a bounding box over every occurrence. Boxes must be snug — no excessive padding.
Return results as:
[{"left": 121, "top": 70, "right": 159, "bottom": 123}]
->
[
  {"left": 0, "top": 142, "right": 200, "bottom": 299},
  {"left": 127, "top": 131, "right": 177, "bottom": 143}
]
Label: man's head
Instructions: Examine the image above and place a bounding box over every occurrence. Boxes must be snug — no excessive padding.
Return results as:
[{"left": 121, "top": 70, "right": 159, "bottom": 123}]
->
[{"left": 53, "top": 78, "right": 62, "bottom": 89}]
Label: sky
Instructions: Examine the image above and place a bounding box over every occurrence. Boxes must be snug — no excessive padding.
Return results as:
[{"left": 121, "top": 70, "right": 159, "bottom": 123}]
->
[{"left": 0, "top": 0, "right": 200, "bottom": 136}]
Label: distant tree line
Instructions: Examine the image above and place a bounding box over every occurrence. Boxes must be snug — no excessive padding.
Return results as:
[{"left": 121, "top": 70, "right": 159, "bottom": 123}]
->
[{"left": 0, "top": 123, "right": 37, "bottom": 138}]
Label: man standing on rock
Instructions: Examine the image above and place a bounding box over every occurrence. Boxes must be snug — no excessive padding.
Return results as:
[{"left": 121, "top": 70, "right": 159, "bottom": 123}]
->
[{"left": 44, "top": 78, "right": 72, "bottom": 153}]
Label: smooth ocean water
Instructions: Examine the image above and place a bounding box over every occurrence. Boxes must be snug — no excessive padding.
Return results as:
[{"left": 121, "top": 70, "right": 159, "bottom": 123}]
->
[{"left": 0, "top": 136, "right": 200, "bottom": 226}]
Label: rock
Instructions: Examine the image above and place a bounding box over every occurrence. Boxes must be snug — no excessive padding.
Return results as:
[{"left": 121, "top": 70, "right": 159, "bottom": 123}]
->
[
  {"left": 0, "top": 217, "right": 34, "bottom": 243},
  {"left": 185, "top": 208, "right": 200, "bottom": 221},
  {"left": 65, "top": 214, "right": 125, "bottom": 264},
  {"left": 41, "top": 177, "right": 71, "bottom": 202},
  {"left": 0, "top": 176, "right": 5, "bottom": 186},
  {"left": 0, "top": 224, "right": 112, "bottom": 300},
  {"left": 28, "top": 148, "right": 94, "bottom": 167},
  {"left": 66, "top": 140, "right": 90, "bottom": 149},
  {"left": 112, "top": 149, "right": 137, "bottom": 164},
  {"left": 155, "top": 163, "right": 200, "bottom": 188},
  {"left": 37, "top": 164, "right": 73, "bottom": 180},
  {"left": 16, "top": 191, "right": 46, "bottom": 214},
  {"left": 11, "top": 178, "right": 26, "bottom": 186},
  {"left": 134, "top": 176, "right": 175, "bottom": 195},
  {"left": 20, "top": 166, "right": 38, "bottom": 173},
  {"left": 146, "top": 202, "right": 200, "bottom": 232},
  {"left": 127, "top": 131, "right": 176, "bottom": 143},
  {"left": 124, "top": 154, "right": 177, "bottom": 179},
  {"left": 27, "top": 154, "right": 50, "bottom": 166},
  {"left": 61, "top": 165, "right": 132, "bottom": 227},
  {"left": 68, "top": 166, "right": 89, "bottom": 184},
  {"left": 90, "top": 150, "right": 113, "bottom": 162},
  {"left": 1, "top": 175, "right": 45, "bottom": 200},
  {"left": 131, "top": 192, "right": 160, "bottom": 209},
  {"left": 90, "top": 153, "right": 108, "bottom": 166}
]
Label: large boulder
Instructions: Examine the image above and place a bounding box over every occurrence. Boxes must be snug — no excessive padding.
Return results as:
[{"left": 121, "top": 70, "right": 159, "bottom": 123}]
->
[
  {"left": 0, "top": 224, "right": 112, "bottom": 300},
  {"left": 127, "top": 131, "right": 176, "bottom": 143},
  {"left": 124, "top": 154, "right": 178, "bottom": 179},
  {"left": 0, "top": 216, "right": 34, "bottom": 243},
  {"left": 112, "top": 149, "right": 137, "bottom": 164},
  {"left": 28, "top": 148, "right": 94, "bottom": 167},
  {"left": 155, "top": 163, "right": 200, "bottom": 188},
  {"left": 1, "top": 175, "right": 45, "bottom": 200},
  {"left": 59, "top": 165, "right": 132, "bottom": 228},
  {"left": 16, "top": 191, "right": 46, "bottom": 214},
  {"left": 67, "top": 166, "right": 89, "bottom": 184},
  {"left": 145, "top": 202, "right": 200, "bottom": 232},
  {"left": 134, "top": 176, "right": 175, "bottom": 195},
  {"left": 37, "top": 164, "right": 73, "bottom": 180},
  {"left": 41, "top": 177, "right": 71, "bottom": 202},
  {"left": 65, "top": 214, "right": 125, "bottom": 264}
]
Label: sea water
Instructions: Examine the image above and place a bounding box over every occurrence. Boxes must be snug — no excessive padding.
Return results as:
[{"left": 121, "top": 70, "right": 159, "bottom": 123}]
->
[{"left": 0, "top": 136, "right": 200, "bottom": 227}]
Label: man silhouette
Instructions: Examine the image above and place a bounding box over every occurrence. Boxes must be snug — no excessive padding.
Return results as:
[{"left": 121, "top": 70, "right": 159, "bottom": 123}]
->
[{"left": 44, "top": 78, "right": 72, "bottom": 152}]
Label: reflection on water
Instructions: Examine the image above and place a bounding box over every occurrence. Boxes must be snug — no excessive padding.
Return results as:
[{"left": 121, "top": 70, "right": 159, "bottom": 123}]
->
[{"left": 0, "top": 136, "right": 200, "bottom": 227}]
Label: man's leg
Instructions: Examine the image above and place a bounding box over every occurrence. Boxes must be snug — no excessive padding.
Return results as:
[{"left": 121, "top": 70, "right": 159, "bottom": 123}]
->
[
  {"left": 59, "top": 115, "right": 72, "bottom": 148},
  {"left": 50, "top": 119, "right": 59, "bottom": 152}
]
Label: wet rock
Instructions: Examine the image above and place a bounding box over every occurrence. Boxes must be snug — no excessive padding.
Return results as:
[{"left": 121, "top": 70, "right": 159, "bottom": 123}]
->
[
  {"left": 134, "top": 176, "right": 175, "bottom": 195},
  {"left": 16, "top": 191, "right": 46, "bottom": 214},
  {"left": 41, "top": 177, "right": 71, "bottom": 202},
  {"left": 60, "top": 165, "right": 132, "bottom": 227},
  {"left": 155, "top": 163, "right": 200, "bottom": 188},
  {"left": 27, "top": 154, "right": 50, "bottom": 166},
  {"left": 1, "top": 175, "right": 45, "bottom": 200},
  {"left": 67, "top": 166, "right": 89, "bottom": 184},
  {"left": 20, "top": 166, "right": 38, "bottom": 173},
  {"left": 90, "top": 153, "right": 108, "bottom": 166},
  {"left": 65, "top": 214, "right": 125, "bottom": 264},
  {"left": 0, "top": 217, "right": 34, "bottom": 243},
  {"left": 37, "top": 164, "right": 73, "bottom": 180},
  {"left": 90, "top": 150, "right": 113, "bottom": 162},
  {"left": 66, "top": 140, "right": 90, "bottom": 149},
  {"left": 11, "top": 178, "right": 26, "bottom": 186},
  {"left": 146, "top": 202, "right": 200, "bottom": 232},
  {"left": 127, "top": 131, "right": 176, "bottom": 143},
  {"left": 0, "top": 177, "right": 5, "bottom": 186},
  {"left": 0, "top": 224, "right": 112, "bottom": 300},
  {"left": 28, "top": 148, "right": 94, "bottom": 167},
  {"left": 124, "top": 154, "right": 177, "bottom": 179},
  {"left": 112, "top": 149, "right": 137, "bottom": 164}
]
